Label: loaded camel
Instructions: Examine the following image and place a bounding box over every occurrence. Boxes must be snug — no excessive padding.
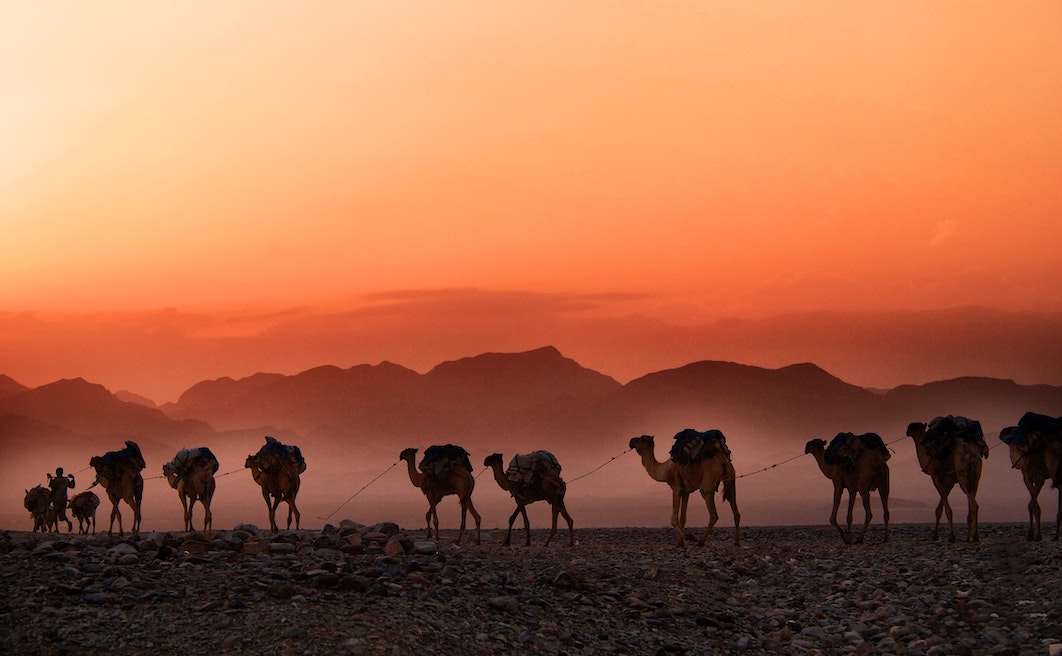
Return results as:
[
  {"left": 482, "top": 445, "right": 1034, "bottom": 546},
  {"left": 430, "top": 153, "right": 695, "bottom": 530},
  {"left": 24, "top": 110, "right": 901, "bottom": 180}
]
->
[
  {"left": 804, "top": 434, "right": 890, "bottom": 544},
  {"left": 1000, "top": 412, "right": 1062, "bottom": 541},
  {"left": 483, "top": 451, "right": 574, "bottom": 547},
  {"left": 245, "top": 436, "right": 305, "bottom": 533},
  {"left": 400, "top": 445, "right": 481, "bottom": 545},
  {"left": 164, "top": 447, "right": 219, "bottom": 535},
  {"left": 23, "top": 485, "right": 57, "bottom": 533},
  {"left": 69, "top": 491, "right": 100, "bottom": 535},
  {"left": 89, "top": 440, "right": 145, "bottom": 536},
  {"left": 628, "top": 434, "right": 740, "bottom": 547},
  {"left": 906, "top": 417, "right": 987, "bottom": 542}
]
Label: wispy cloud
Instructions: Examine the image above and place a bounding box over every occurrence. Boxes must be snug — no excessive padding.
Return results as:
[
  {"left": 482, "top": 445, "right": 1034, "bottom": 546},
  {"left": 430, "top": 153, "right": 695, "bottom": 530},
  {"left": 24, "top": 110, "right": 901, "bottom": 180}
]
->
[{"left": 929, "top": 220, "right": 958, "bottom": 247}]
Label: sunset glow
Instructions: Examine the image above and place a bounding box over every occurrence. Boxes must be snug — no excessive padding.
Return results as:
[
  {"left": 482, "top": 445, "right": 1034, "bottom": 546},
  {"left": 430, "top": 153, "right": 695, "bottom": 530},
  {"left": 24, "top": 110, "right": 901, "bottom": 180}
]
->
[{"left": 2, "top": 3, "right": 1061, "bottom": 399}]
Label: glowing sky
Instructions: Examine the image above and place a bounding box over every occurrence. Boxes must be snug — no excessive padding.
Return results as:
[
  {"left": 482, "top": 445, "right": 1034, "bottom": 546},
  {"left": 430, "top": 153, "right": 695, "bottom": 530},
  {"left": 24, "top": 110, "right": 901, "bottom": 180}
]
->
[{"left": 2, "top": 3, "right": 1061, "bottom": 399}]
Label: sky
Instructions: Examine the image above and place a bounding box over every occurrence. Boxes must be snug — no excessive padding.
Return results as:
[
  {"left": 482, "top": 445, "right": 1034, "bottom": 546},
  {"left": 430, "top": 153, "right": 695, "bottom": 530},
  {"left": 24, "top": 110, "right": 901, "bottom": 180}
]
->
[{"left": 2, "top": 3, "right": 1062, "bottom": 402}]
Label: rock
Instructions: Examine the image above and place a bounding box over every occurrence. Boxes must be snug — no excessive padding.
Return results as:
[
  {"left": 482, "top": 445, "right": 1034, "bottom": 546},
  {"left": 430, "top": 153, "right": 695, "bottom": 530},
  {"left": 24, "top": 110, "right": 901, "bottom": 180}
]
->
[
  {"left": 490, "top": 596, "right": 519, "bottom": 612},
  {"left": 383, "top": 539, "right": 406, "bottom": 557},
  {"left": 412, "top": 541, "right": 437, "bottom": 555},
  {"left": 268, "top": 542, "right": 296, "bottom": 555}
]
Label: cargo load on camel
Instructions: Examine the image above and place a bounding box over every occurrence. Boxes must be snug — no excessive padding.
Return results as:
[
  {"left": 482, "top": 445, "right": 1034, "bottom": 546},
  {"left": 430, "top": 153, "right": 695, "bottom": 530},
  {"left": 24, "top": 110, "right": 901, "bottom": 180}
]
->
[
  {"left": 1000, "top": 412, "right": 1062, "bottom": 453},
  {"left": 505, "top": 450, "right": 562, "bottom": 485},
  {"left": 255, "top": 436, "right": 306, "bottom": 475},
  {"left": 823, "top": 432, "right": 890, "bottom": 470},
  {"left": 669, "top": 428, "right": 730, "bottom": 465},
  {"left": 419, "top": 444, "right": 473, "bottom": 478},
  {"left": 169, "top": 447, "right": 220, "bottom": 477},
  {"left": 90, "top": 441, "right": 146, "bottom": 487},
  {"left": 922, "top": 415, "right": 989, "bottom": 458}
]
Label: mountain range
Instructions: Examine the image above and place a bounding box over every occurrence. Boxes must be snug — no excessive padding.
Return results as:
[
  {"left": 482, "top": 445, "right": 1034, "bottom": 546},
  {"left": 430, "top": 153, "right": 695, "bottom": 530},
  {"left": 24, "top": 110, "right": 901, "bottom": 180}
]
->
[{"left": 2, "top": 346, "right": 1060, "bottom": 531}]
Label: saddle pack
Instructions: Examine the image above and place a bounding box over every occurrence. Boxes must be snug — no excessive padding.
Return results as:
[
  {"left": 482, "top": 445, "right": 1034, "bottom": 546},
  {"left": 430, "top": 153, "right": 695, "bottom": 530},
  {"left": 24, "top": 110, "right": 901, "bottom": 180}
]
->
[
  {"left": 419, "top": 444, "right": 473, "bottom": 477},
  {"left": 505, "top": 450, "right": 562, "bottom": 485},
  {"left": 824, "top": 432, "right": 890, "bottom": 470},
  {"left": 669, "top": 428, "right": 730, "bottom": 465}
]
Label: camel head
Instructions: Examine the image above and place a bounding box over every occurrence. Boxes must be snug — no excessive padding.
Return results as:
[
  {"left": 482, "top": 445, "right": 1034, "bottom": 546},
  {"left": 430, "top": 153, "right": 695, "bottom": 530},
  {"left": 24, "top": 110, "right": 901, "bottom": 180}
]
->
[
  {"left": 399, "top": 448, "right": 418, "bottom": 462},
  {"left": 483, "top": 453, "right": 503, "bottom": 469},
  {"left": 804, "top": 438, "right": 826, "bottom": 455},
  {"left": 88, "top": 455, "right": 101, "bottom": 470},
  {"left": 628, "top": 435, "right": 654, "bottom": 454},
  {"left": 162, "top": 462, "right": 179, "bottom": 489},
  {"left": 244, "top": 455, "right": 257, "bottom": 470},
  {"left": 906, "top": 422, "right": 927, "bottom": 439}
]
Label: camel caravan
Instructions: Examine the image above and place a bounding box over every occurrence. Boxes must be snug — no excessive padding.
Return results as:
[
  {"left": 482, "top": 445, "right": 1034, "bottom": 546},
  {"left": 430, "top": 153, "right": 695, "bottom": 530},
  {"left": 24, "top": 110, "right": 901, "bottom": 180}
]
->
[{"left": 18, "top": 413, "right": 1062, "bottom": 544}]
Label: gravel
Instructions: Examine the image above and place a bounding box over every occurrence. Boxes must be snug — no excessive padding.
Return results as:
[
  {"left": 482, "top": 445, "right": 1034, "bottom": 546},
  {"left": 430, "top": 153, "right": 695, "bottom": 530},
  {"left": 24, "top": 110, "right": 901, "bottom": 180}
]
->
[{"left": 1, "top": 522, "right": 1059, "bottom": 655}]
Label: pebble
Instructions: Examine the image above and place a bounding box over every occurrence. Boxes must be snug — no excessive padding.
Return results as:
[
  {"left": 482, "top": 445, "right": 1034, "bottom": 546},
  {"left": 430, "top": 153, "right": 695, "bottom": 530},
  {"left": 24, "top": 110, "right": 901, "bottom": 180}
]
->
[{"left": 0, "top": 523, "right": 1056, "bottom": 656}]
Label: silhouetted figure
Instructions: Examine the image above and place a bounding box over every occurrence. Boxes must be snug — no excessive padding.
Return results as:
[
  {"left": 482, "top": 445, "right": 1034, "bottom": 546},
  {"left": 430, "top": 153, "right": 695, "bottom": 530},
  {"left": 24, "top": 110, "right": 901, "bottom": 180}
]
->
[{"left": 47, "top": 467, "right": 76, "bottom": 532}]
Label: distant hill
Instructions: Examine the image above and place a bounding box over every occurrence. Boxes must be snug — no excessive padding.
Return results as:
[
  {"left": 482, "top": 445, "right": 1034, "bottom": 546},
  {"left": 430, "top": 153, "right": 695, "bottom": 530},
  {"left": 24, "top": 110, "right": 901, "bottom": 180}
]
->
[
  {"left": 3, "top": 347, "right": 1061, "bottom": 531},
  {"left": 0, "top": 375, "right": 28, "bottom": 400}
]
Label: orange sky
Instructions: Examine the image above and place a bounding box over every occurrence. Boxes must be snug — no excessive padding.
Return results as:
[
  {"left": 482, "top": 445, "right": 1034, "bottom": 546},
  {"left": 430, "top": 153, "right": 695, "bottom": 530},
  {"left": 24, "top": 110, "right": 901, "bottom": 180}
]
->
[{"left": 2, "top": 3, "right": 1062, "bottom": 399}]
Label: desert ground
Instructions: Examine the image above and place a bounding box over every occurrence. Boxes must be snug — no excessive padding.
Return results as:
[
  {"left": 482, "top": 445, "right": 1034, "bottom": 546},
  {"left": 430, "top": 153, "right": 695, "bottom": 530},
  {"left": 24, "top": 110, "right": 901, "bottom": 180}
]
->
[{"left": 1, "top": 522, "right": 1059, "bottom": 656}]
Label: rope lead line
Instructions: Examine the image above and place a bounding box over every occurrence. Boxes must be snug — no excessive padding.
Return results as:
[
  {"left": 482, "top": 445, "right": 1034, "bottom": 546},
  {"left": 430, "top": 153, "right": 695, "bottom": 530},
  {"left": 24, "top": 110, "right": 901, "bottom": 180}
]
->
[
  {"left": 568, "top": 447, "right": 633, "bottom": 485},
  {"left": 316, "top": 460, "right": 400, "bottom": 522}
]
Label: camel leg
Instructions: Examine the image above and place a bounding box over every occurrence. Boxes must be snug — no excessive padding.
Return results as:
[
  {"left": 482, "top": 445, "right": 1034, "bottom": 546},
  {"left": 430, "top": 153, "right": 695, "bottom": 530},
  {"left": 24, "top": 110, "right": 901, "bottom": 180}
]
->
[
  {"left": 545, "top": 505, "right": 559, "bottom": 547},
  {"left": 184, "top": 495, "right": 195, "bottom": 533},
  {"left": 270, "top": 496, "right": 283, "bottom": 534},
  {"left": 723, "top": 467, "right": 740, "bottom": 546},
  {"left": 671, "top": 490, "right": 686, "bottom": 547},
  {"left": 1055, "top": 486, "right": 1061, "bottom": 541},
  {"left": 505, "top": 507, "right": 522, "bottom": 546},
  {"left": 547, "top": 500, "right": 575, "bottom": 547},
  {"left": 467, "top": 498, "right": 482, "bottom": 545},
  {"left": 203, "top": 497, "right": 213, "bottom": 536},
  {"left": 108, "top": 492, "right": 124, "bottom": 536},
  {"left": 1025, "top": 475, "right": 1044, "bottom": 542},
  {"left": 424, "top": 506, "right": 435, "bottom": 540},
  {"left": 880, "top": 478, "right": 890, "bottom": 543},
  {"left": 697, "top": 489, "right": 719, "bottom": 547},
  {"left": 286, "top": 499, "right": 300, "bottom": 530},
  {"left": 519, "top": 506, "right": 532, "bottom": 547},
  {"left": 829, "top": 485, "right": 846, "bottom": 543},
  {"left": 855, "top": 489, "right": 873, "bottom": 544},
  {"left": 966, "top": 491, "right": 979, "bottom": 543}
]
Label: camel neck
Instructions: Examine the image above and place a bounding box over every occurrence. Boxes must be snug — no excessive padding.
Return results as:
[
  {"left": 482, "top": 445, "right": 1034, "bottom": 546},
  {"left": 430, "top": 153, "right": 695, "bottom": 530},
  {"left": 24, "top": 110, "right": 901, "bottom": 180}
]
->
[
  {"left": 637, "top": 449, "right": 671, "bottom": 482},
  {"left": 488, "top": 463, "right": 512, "bottom": 491},
  {"left": 403, "top": 458, "right": 425, "bottom": 488}
]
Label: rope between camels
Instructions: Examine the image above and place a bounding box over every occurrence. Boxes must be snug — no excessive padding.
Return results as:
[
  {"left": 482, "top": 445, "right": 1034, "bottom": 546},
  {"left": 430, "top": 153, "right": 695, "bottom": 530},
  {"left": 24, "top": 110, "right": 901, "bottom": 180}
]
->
[
  {"left": 316, "top": 460, "right": 401, "bottom": 521},
  {"left": 567, "top": 447, "right": 633, "bottom": 485}
]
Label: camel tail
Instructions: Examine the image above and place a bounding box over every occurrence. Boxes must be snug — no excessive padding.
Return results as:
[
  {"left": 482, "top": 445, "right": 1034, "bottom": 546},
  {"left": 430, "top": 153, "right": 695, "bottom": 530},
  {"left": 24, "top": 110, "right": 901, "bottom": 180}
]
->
[{"left": 722, "top": 461, "right": 737, "bottom": 504}]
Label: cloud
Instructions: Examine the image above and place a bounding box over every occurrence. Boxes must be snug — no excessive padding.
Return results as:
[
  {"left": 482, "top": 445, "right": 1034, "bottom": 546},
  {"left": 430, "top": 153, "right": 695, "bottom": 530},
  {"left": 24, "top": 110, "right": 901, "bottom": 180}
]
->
[{"left": 929, "top": 220, "right": 958, "bottom": 247}]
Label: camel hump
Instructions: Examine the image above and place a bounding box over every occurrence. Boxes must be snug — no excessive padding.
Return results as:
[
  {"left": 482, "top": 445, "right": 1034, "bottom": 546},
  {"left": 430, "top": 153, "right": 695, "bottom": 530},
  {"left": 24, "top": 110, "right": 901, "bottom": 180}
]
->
[
  {"left": 420, "top": 444, "right": 473, "bottom": 476},
  {"left": 93, "top": 441, "right": 147, "bottom": 479},
  {"left": 825, "top": 432, "right": 887, "bottom": 468},
  {"left": 670, "top": 428, "right": 729, "bottom": 464},
  {"left": 506, "top": 451, "right": 562, "bottom": 484},
  {"left": 256, "top": 437, "right": 307, "bottom": 474},
  {"left": 924, "top": 415, "right": 987, "bottom": 457},
  {"left": 71, "top": 491, "right": 100, "bottom": 511},
  {"left": 1003, "top": 412, "right": 1062, "bottom": 452},
  {"left": 172, "top": 447, "right": 220, "bottom": 475}
]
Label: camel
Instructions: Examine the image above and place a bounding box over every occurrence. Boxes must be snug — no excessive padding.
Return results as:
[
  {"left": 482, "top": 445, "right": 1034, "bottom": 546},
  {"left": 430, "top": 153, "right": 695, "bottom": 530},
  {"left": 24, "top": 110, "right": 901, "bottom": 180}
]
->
[
  {"left": 483, "top": 451, "right": 574, "bottom": 547},
  {"left": 804, "top": 435, "right": 890, "bottom": 544},
  {"left": 163, "top": 447, "right": 219, "bottom": 535},
  {"left": 906, "top": 418, "right": 987, "bottom": 542},
  {"left": 627, "top": 435, "right": 740, "bottom": 547},
  {"left": 24, "top": 485, "right": 57, "bottom": 533},
  {"left": 400, "top": 446, "right": 481, "bottom": 545},
  {"left": 69, "top": 491, "right": 100, "bottom": 535},
  {"left": 245, "top": 436, "right": 305, "bottom": 533},
  {"left": 89, "top": 440, "right": 145, "bottom": 536},
  {"left": 1000, "top": 413, "right": 1062, "bottom": 541}
]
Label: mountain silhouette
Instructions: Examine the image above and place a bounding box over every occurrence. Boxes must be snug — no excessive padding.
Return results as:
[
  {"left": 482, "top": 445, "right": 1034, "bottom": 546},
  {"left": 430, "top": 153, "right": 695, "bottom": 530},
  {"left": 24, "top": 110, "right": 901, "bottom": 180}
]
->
[{"left": 3, "top": 347, "right": 1062, "bottom": 531}]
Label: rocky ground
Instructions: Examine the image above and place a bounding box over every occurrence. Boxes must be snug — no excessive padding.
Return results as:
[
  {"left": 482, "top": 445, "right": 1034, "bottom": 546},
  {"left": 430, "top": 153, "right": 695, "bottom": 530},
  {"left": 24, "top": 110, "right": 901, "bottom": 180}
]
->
[{"left": 0, "top": 522, "right": 1060, "bottom": 656}]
